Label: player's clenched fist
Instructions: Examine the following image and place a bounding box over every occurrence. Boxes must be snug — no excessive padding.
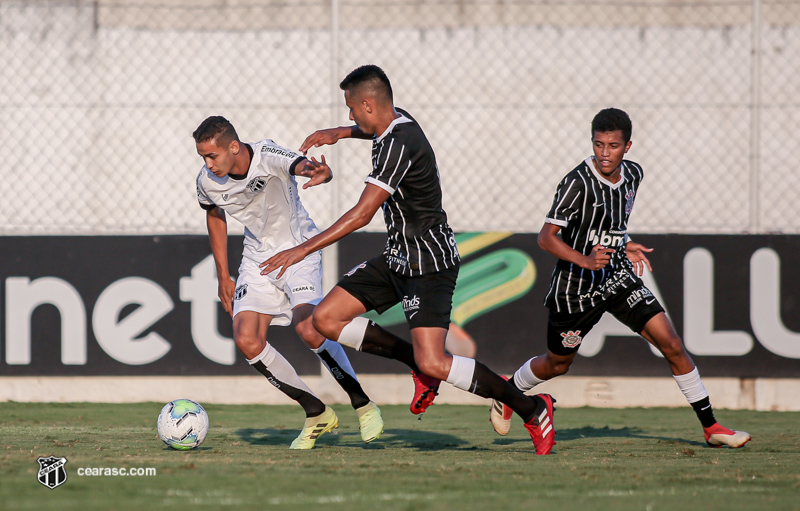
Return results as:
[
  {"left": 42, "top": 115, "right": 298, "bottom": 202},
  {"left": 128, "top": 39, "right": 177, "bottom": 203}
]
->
[{"left": 583, "top": 244, "right": 615, "bottom": 270}]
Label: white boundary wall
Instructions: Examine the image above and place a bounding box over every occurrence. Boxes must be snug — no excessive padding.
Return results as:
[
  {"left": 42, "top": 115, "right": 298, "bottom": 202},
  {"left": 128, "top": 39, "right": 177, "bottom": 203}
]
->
[
  {"left": 2, "top": 375, "right": 799, "bottom": 411},
  {"left": 2, "top": 0, "right": 799, "bottom": 235}
]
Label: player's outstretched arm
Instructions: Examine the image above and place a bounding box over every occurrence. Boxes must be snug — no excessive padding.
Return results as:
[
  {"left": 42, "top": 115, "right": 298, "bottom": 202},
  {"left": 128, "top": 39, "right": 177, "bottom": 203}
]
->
[
  {"left": 626, "top": 241, "right": 654, "bottom": 276},
  {"left": 206, "top": 207, "right": 236, "bottom": 317},
  {"left": 299, "top": 126, "right": 371, "bottom": 154},
  {"left": 259, "top": 184, "right": 390, "bottom": 278},
  {"left": 538, "top": 222, "right": 615, "bottom": 271},
  {"left": 293, "top": 155, "right": 332, "bottom": 189}
]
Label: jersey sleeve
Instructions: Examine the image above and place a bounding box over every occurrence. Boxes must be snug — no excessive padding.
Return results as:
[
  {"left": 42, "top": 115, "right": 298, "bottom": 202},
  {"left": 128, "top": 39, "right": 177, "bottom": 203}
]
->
[
  {"left": 545, "top": 174, "right": 584, "bottom": 227},
  {"left": 259, "top": 140, "right": 306, "bottom": 178},
  {"left": 196, "top": 169, "right": 216, "bottom": 211},
  {"left": 366, "top": 134, "right": 411, "bottom": 195}
]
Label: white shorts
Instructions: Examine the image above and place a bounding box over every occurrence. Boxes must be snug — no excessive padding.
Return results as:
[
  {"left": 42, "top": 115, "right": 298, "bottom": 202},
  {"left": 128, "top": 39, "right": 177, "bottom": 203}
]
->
[{"left": 232, "top": 251, "right": 324, "bottom": 326}]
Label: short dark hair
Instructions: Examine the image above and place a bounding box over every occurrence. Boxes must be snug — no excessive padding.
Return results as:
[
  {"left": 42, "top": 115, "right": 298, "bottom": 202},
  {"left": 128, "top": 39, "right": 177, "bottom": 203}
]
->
[
  {"left": 591, "top": 108, "right": 632, "bottom": 142},
  {"left": 339, "top": 65, "right": 393, "bottom": 103},
  {"left": 193, "top": 116, "right": 239, "bottom": 145}
]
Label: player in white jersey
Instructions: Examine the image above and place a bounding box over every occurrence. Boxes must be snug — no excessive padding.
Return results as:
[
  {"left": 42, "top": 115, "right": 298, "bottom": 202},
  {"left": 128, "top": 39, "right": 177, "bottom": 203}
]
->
[
  {"left": 490, "top": 108, "right": 750, "bottom": 450},
  {"left": 192, "top": 116, "right": 383, "bottom": 449}
]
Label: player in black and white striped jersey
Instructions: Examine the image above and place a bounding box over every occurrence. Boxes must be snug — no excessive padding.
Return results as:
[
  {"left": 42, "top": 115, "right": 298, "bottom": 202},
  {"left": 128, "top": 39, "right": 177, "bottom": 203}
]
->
[
  {"left": 366, "top": 105, "right": 460, "bottom": 277},
  {"left": 491, "top": 108, "right": 750, "bottom": 449},
  {"left": 261, "top": 65, "right": 557, "bottom": 454},
  {"left": 543, "top": 154, "right": 644, "bottom": 314}
]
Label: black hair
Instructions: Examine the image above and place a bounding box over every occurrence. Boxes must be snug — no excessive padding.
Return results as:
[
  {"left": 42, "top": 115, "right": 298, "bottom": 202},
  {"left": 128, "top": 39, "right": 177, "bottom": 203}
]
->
[
  {"left": 591, "top": 108, "right": 632, "bottom": 142},
  {"left": 192, "top": 116, "right": 239, "bottom": 145},
  {"left": 339, "top": 65, "right": 393, "bottom": 103}
]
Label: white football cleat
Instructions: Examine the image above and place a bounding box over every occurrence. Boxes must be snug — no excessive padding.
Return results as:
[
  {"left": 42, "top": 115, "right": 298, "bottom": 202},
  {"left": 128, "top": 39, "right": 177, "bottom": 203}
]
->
[
  {"left": 490, "top": 399, "right": 513, "bottom": 436},
  {"left": 489, "top": 376, "right": 513, "bottom": 436}
]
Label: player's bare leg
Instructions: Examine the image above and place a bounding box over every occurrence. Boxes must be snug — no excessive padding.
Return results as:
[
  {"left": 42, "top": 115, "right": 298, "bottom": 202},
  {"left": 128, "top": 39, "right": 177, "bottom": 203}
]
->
[
  {"left": 293, "top": 303, "right": 383, "bottom": 443},
  {"left": 639, "top": 313, "right": 694, "bottom": 375},
  {"left": 409, "top": 327, "right": 449, "bottom": 414},
  {"left": 531, "top": 351, "right": 578, "bottom": 380},
  {"left": 410, "top": 327, "right": 451, "bottom": 379},
  {"left": 641, "top": 313, "right": 750, "bottom": 448},
  {"left": 233, "top": 311, "right": 336, "bottom": 449}
]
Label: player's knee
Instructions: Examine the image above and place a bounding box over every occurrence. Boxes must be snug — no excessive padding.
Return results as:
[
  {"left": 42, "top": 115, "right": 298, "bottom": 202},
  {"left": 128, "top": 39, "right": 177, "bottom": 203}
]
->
[
  {"left": 658, "top": 335, "right": 686, "bottom": 359},
  {"left": 294, "top": 318, "right": 324, "bottom": 349},
  {"left": 233, "top": 331, "right": 262, "bottom": 355},
  {"left": 415, "top": 356, "right": 449, "bottom": 381},
  {"left": 311, "top": 307, "right": 336, "bottom": 339}
]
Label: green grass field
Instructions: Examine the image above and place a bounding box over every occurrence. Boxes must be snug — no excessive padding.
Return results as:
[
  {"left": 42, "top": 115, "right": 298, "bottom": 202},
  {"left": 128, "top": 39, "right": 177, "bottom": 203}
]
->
[{"left": 1, "top": 402, "right": 797, "bottom": 511}]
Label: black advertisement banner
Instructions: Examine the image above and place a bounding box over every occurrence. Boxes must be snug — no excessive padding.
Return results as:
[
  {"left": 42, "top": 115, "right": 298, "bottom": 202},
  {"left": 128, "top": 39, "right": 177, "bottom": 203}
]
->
[{"left": 1, "top": 234, "right": 798, "bottom": 377}]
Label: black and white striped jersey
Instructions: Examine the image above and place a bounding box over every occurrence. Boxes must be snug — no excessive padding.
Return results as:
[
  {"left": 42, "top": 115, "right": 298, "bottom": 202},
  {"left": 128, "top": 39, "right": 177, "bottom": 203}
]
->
[
  {"left": 366, "top": 108, "right": 460, "bottom": 277},
  {"left": 543, "top": 157, "right": 644, "bottom": 314}
]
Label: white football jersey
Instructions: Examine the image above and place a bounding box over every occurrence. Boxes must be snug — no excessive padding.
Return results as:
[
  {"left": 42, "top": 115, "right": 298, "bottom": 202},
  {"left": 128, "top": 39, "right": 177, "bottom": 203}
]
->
[{"left": 196, "top": 139, "right": 320, "bottom": 262}]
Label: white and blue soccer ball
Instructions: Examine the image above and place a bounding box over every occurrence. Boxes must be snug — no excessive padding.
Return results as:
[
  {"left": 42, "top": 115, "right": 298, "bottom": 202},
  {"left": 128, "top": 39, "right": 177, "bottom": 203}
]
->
[{"left": 157, "top": 399, "right": 210, "bottom": 450}]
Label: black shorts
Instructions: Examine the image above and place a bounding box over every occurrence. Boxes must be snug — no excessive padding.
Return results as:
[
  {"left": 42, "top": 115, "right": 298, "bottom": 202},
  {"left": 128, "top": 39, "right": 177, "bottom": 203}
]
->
[
  {"left": 547, "top": 282, "right": 665, "bottom": 356},
  {"left": 338, "top": 255, "right": 458, "bottom": 330}
]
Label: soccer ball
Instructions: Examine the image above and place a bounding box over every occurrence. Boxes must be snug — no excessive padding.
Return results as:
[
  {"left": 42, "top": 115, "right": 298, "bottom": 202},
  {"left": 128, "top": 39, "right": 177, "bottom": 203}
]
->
[{"left": 157, "top": 399, "right": 209, "bottom": 450}]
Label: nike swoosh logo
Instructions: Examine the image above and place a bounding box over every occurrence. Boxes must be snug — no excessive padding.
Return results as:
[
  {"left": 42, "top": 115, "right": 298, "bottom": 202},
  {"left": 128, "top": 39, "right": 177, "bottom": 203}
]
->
[
  {"left": 409, "top": 311, "right": 419, "bottom": 319},
  {"left": 592, "top": 202, "right": 604, "bottom": 208},
  {"left": 645, "top": 298, "right": 655, "bottom": 305}
]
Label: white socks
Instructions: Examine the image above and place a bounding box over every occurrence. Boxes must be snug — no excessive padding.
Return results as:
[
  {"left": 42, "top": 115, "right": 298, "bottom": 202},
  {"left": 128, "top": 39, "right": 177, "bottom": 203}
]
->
[
  {"left": 337, "top": 316, "right": 369, "bottom": 351},
  {"left": 445, "top": 355, "right": 476, "bottom": 391},
  {"left": 513, "top": 357, "right": 546, "bottom": 392},
  {"left": 313, "top": 339, "right": 359, "bottom": 382},
  {"left": 673, "top": 367, "right": 709, "bottom": 404},
  {"left": 247, "top": 343, "right": 318, "bottom": 396}
]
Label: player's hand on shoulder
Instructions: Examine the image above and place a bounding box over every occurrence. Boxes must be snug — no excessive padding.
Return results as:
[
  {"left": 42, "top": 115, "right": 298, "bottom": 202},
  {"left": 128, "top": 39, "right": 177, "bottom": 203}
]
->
[
  {"left": 584, "top": 244, "right": 615, "bottom": 270},
  {"left": 295, "top": 155, "right": 332, "bottom": 189},
  {"left": 626, "top": 241, "right": 654, "bottom": 276}
]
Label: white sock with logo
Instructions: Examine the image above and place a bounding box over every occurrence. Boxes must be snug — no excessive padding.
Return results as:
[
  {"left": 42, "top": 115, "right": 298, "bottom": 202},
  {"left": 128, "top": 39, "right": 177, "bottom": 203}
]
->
[
  {"left": 312, "top": 339, "right": 359, "bottom": 382},
  {"left": 513, "top": 357, "right": 547, "bottom": 392},
  {"left": 247, "top": 343, "right": 318, "bottom": 397},
  {"left": 673, "top": 367, "right": 709, "bottom": 404}
]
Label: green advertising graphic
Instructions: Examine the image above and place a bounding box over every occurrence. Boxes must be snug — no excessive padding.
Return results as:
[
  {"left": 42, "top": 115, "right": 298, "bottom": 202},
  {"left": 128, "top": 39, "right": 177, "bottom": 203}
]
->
[{"left": 363, "top": 233, "right": 536, "bottom": 355}]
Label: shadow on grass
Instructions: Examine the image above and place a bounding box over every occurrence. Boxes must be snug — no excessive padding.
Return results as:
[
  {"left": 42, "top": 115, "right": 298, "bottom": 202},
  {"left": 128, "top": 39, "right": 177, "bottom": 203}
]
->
[
  {"left": 236, "top": 427, "right": 473, "bottom": 451},
  {"left": 161, "top": 445, "right": 213, "bottom": 451},
  {"left": 492, "top": 425, "right": 704, "bottom": 447}
]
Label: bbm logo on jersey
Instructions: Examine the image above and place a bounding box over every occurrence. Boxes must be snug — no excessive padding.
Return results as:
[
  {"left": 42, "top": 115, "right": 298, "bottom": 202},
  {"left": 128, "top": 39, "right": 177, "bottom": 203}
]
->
[{"left": 246, "top": 177, "right": 267, "bottom": 193}]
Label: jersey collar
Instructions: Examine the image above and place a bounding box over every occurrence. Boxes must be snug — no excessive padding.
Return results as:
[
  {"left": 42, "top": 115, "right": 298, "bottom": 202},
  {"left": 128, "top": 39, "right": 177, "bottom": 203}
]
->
[
  {"left": 586, "top": 156, "right": 627, "bottom": 189},
  {"left": 229, "top": 143, "right": 255, "bottom": 180},
  {"left": 375, "top": 113, "right": 413, "bottom": 143}
]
